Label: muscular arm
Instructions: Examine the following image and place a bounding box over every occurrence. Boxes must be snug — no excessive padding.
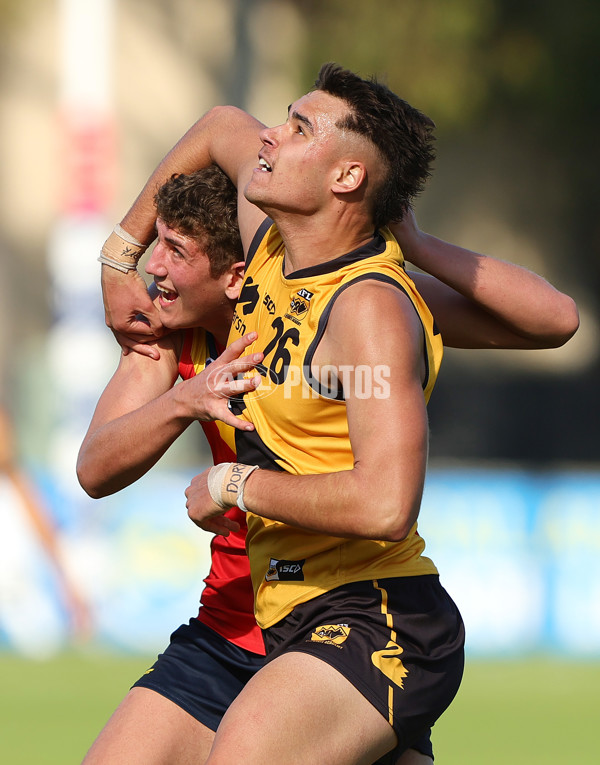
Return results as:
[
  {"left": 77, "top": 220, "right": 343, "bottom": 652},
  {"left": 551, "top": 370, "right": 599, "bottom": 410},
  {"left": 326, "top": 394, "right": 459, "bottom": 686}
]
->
[
  {"left": 77, "top": 335, "right": 185, "bottom": 497},
  {"left": 187, "top": 282, "right": 428, "bottom": 541},
  {"left": 393, "top": 211, "right": 579, "bottom": 349},
  {"left": 120, "top": 106, "right": 265, "bottom": 250},
  {"left": 102, "top": 107, "right": 266, "bottom": 341},
  {"left": 77, "top": 333, "right": 262, "bottom": 498}
]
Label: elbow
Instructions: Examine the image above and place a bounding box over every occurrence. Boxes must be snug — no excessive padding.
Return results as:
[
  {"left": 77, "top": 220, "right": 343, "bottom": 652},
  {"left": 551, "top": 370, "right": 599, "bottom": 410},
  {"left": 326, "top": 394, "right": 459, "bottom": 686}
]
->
[
  {"left": 353, "top": 465, "right": 423, "bottom": 541},
  {"left": 204, "top": 105, "right": 259, "bottom": 135},
  {"left": 539, "top": 296, "right": 580, "bottom": 348},
  {"left": 205, "top": 104, "right": 238, "bottom": 123},
  {"left": 383, "top": 521, "right": 416, "bottom": 543},
  {"left": 371, "top": 498, "right": 420, "bottom": 542},
  {"left": 554, "top": 297, "right": 580, "bottom": 347},
  {"left": 76, "top": 455, "right": 107, "bottom": 499}
]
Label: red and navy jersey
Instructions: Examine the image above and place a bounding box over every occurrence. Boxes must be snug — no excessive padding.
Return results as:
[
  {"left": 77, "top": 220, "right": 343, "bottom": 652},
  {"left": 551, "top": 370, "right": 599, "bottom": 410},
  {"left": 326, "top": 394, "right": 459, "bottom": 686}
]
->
[{"left": 179, "top": 328, "right": 264, "bottom": 655}]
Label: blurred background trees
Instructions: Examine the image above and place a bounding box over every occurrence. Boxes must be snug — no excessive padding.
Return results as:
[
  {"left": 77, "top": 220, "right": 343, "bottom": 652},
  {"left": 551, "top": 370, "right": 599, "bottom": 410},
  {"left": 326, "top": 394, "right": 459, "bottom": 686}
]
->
[
  {"left": 0, "top": 0, "right": 597, "bottom": 467},
  {"left": 296, "top": 0, "right": 600, "bottom": 463}
]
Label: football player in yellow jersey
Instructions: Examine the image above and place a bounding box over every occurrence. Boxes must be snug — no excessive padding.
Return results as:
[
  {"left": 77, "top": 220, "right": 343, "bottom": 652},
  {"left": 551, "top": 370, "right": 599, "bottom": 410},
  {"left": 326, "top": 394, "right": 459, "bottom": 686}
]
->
[{"left": 98, "top": 65, "right": 578, "bottom": 765}]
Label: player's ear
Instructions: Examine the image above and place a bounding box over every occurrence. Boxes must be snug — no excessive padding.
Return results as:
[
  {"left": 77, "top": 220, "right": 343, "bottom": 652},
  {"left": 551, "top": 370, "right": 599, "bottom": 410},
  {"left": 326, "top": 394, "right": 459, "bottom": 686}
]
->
[
  {"left": 224, "top": 261, "right": 245, "bottom": 300},
  {"left": 331, "top": 161, "right": 367, "bottom": 195}
]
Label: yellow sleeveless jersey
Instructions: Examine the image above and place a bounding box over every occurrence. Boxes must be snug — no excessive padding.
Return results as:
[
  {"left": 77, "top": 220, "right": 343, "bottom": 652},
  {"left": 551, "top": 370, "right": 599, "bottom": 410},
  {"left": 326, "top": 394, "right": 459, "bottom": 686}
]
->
[{"left": 229, "top": 219, "right": 443, "bottom": 629}]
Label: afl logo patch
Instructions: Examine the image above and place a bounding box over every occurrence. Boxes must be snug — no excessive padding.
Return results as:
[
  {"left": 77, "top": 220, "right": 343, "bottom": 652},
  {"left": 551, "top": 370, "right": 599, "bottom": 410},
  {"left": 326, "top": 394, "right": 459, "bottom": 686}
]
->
[{"left": 287, "top": 288, "right": 313, "bottom": 321}]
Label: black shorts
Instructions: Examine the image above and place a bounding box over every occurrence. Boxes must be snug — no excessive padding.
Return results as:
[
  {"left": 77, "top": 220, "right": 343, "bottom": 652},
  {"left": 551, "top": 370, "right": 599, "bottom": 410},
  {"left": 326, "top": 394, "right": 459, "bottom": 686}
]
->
[
  {"left": 262, "top": 575, "right": 464, "bottom": 762},
  {"left": 132, "top": 619, "right": 265, "bottom": 731}
]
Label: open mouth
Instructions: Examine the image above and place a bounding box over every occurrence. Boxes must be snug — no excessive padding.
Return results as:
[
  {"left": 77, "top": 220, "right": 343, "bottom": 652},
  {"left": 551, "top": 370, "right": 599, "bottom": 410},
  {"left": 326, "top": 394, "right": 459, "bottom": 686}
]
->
[
  {"left": 156, "top": 285, "right": 178, "bottom": 304},
  {"left": 258, "top": 157, "right": 272, "bottom": 172}
]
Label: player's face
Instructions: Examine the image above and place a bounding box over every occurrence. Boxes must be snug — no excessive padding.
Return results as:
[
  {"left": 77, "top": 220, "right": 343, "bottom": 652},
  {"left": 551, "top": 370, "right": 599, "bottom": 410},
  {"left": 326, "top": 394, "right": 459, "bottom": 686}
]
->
[
  {"left": 145, "top": 219, "right": 231, "bottom": 330},
  {"left": 244, "top": 90, "right": 353, "bottom": 216}
]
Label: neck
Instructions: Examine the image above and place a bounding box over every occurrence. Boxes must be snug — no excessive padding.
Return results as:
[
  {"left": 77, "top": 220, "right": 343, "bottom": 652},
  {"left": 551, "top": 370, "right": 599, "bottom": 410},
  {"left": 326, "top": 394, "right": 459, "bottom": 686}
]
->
[
  {"left": 199, "top": 300, "right": 235, "bottom": 347},
  {"left": 271, "top": 206, "right": 376, "bottom": 275}
]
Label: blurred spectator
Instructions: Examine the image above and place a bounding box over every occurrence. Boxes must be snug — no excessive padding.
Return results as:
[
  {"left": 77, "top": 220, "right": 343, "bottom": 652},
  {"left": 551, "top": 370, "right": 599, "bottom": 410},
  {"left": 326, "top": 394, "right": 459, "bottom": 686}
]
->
[{"left": 0, "top": 404, "right": 92, "bottom": 645}]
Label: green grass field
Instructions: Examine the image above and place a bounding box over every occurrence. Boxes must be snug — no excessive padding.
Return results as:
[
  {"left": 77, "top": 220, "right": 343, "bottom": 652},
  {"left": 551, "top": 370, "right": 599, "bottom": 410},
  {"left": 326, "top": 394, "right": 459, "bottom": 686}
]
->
[{"left": 0, "top": 652, "right": 598, "bottom": 764}]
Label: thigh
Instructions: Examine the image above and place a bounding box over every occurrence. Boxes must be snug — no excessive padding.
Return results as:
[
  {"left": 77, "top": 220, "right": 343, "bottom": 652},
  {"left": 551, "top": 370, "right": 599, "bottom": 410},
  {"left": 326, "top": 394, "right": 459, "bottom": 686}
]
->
[
  {"left": 264, "top": 577, "right": 463, "bottom": 762},
  {"left": 133, "top": 619, "right": 265, "bottom": 731},
  {"left": 81, "top": 687, "right": 214, "bottom": 765},
  {"left": 83, "top": 620, "right": 265, "bottom": 765},
  {"left": 207, "top": 651, "right": 397, "bottom": 765}
]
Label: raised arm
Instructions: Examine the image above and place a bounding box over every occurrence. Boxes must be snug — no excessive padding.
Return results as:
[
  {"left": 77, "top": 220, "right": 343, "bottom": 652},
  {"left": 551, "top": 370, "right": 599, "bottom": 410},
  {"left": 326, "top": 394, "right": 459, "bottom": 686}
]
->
[
  {"left": 119, "top": 106, "right": 265, "bottom": 250},
  {"left": 102, "top": 107, "right": 266, "bottom": 341},
  {"left": 392, "top": 210, "right": 579, "bottom": 349}
]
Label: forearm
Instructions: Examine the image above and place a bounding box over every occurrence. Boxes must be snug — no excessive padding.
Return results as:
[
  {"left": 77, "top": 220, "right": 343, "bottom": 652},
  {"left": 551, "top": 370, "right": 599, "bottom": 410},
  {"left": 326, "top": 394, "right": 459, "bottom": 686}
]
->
[
  {"left": 78, "top": 334, "right": 263, "bottom": 497},
  {"left": 242, "top": 466, "right": 420, "bottom": 542},
  {"left": 120, "top": 106, "right": 262, "bottom": 244},
  {"left": 402, "top": 228, "right": 579, "bottom": 347},
  {"left": 77, "top": 385, "right": 195, "bottom": 498},
  {"left": 120, "top": 130, "right": 211, "bottom": 245},
  {"left": 99, "top": 114, "right": 221, "bottom": 333},
  {"left": 119, "top": 119, "right": 214, "bottom": 245}
]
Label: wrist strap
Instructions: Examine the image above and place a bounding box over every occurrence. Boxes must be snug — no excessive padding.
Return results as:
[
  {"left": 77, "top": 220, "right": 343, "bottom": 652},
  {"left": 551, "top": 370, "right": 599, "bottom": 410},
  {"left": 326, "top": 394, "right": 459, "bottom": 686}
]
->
[
  {"left": 99, "top": 224, "right": 148, "bottom": 272},
  {"left": 207, "top": 463, "right": 259, "bottom": 512},
  {"left": 98, "top": 253, "right": 137, "bottom": 273}
]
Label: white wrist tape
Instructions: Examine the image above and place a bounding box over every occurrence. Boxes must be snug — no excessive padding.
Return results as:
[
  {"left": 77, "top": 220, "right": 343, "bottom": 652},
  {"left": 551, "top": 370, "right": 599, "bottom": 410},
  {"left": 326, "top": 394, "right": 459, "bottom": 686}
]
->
[
  {"left": 113, "top": 223, "right": 146, "bottom": 248},
  {"left": 98, "top": 224, "right": 148, "bottom": 272},
  {"left": 207, "top": 463, "right": 259, "bottom": 512},
  {"left": 97, "top": 253, "right": 138, "bottom": 273}
]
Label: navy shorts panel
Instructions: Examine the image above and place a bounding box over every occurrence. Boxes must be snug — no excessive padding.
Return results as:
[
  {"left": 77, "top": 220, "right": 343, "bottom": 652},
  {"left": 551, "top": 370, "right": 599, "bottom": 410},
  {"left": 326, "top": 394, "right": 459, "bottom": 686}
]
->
[
  {"left": 132, "top": 619, "right": 265, "bottom": 731},
  {"left": 372, "top": 728, "right": 433, "bottom": 765},
  {"left": 262, "top": 575, "right": 463, "bottom": 760},
  {"left": 408, "top": 728, "right": 433, "bottom": 760}
]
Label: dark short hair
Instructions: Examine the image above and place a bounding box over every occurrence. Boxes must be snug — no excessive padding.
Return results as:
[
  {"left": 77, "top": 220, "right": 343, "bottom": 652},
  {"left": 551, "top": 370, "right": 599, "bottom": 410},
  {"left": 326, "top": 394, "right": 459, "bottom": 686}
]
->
[
  {"left": 314, "top": 62, "right": 436, "bottom": 228},
  {"left": 154, "top": 166, "right": 243, "bottom": 277}
]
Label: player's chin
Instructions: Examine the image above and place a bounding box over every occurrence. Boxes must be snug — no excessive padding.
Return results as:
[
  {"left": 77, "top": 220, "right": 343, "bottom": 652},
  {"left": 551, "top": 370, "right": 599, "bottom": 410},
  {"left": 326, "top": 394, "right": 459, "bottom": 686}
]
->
[
  {"left": 244, "top": 173, "right": 269, "bottom": 204},
  {"left": 156, "top": 305, "right": 183, "bottom": 330},
  {"left": 162, "top": 312, "right": 200, "bottom": 333}
]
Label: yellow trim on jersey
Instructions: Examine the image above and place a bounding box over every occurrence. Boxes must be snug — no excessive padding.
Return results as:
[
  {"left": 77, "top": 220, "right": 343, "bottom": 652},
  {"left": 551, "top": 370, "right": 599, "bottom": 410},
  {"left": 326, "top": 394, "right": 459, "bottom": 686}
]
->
[{"left": 229, "top": 224, "right": 442, "bottom": 628}]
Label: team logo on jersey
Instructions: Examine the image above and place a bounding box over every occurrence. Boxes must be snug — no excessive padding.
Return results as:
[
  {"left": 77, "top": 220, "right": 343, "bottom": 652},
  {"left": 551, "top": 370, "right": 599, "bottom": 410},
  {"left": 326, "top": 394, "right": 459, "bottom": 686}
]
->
[
  {"left": 265, "top": 558, "right": 305, "bottom": 581},
  {"left": 285, "top": 288, "right": 313, "bottom": 324},
  {"left": 309, "top": 624, "right": 351, "bottom": 647},
  {"left": 371, "top": 640, "right": 409, "bottom": 689},
  {"left": 238, "top": 277, "right": 260, "bottom": 314}
]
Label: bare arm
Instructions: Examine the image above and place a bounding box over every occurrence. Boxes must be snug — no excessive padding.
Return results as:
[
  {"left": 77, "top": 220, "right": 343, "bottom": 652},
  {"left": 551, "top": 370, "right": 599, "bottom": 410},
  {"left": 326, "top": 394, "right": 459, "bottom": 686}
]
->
[
  {"left": 392, "top": 210, "right": 579, "bottom": 349},
  {"left": 102, "top": 107, "right": 266, "bottom": 343},
  {"left": 186, "top": 282, "right": 428, "bottom": 540},
  {"left": 120, "top": 106, "right": 265, "bottom": 250},
  {"left": 77, "top": 333, "right": 263, "bottom": 498}
]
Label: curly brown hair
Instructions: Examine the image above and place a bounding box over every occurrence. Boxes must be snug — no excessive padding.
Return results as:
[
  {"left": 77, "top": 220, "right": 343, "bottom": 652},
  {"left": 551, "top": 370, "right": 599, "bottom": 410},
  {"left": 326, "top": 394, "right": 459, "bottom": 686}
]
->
[
  {"left": 154, "top": 166, "right": 243, "bottom": 277},
  {"left": 314, "top": 63, "right": 436, "bottom": 228}
]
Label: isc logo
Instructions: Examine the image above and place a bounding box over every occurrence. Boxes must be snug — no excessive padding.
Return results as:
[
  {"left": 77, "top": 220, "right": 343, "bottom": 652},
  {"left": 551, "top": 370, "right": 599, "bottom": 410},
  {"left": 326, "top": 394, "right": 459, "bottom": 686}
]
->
[
  {"left": 265, "top": 558, "right": 305, "bottom": 581},
  {"left": 280, "top": 563, "right": 302, "bottom": 574},
  {"left": 263, "top": 294, "right": 276, "bottom": 314}
]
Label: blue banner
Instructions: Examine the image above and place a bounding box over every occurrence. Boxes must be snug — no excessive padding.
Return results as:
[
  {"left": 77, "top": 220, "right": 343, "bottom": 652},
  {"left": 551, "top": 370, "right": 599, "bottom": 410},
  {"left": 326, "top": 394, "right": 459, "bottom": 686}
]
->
[{"left": 1, "top": 467, "right": 599, "bottom": 657}]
